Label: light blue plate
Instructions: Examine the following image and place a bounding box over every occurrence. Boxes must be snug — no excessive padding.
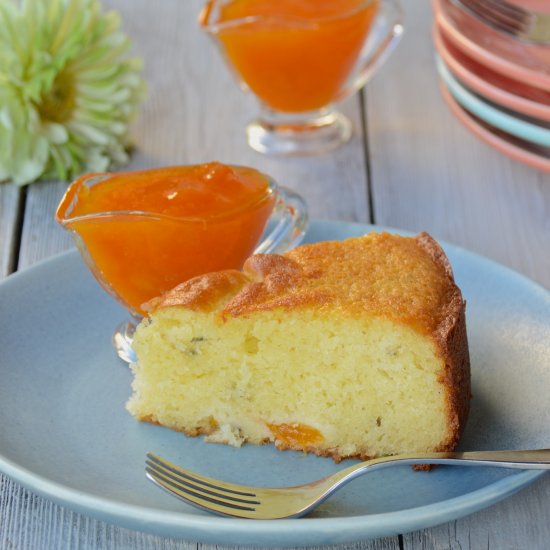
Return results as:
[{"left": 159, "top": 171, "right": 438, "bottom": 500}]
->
[
  {"left": 0, "top": 220, "right": 548, "bottom": 547},
  {"left": 437, "top": 54, "right": 550, "bottom": 148}
]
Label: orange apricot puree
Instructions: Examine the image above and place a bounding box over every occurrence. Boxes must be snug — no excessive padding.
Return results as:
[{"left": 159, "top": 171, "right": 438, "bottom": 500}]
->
[
  {"left": 267, "top": 422, "right": 325, "bottom": 449},
  {"left": 57, "top": 163, "right": 275, "bottom": 316},
  {"left": 211, "top": 0, "right": 379, "bottom": 112}
]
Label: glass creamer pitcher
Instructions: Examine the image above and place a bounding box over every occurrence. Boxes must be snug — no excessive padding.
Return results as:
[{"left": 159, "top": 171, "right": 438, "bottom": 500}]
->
[
  {"left": 200, "top": 0, "right": 403, "bottom": 155},
  {"left": 55, "top": 163, "right": 308, "bottom": 362}
]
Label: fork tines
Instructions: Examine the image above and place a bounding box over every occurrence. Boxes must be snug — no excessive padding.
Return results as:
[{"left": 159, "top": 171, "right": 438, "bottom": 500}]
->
[
  {"left": 145, "top": 453, "right": 261, "bottom": 516},
  {"left": 456, "top": 0, "right": 526, "bottom": 34},
  {"left": 453, "top": 0, "right": 550, "bottom": 44}
]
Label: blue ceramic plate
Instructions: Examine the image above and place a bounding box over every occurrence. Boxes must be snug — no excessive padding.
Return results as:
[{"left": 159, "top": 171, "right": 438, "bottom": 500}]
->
[
  {"left": 0, "top": 221, "right": 548, "bottom": 547},
  {"left": 437, "top": 55, "right": 550, "bottom": 148}
]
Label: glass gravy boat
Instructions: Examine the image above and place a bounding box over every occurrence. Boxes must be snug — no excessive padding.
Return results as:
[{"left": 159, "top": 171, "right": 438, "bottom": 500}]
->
[
  {"left": 55, "top": 164, "right": 308, "bottom": 362},
  {"left": 200, "top": 0, "right": 404, "bottom": 155}
]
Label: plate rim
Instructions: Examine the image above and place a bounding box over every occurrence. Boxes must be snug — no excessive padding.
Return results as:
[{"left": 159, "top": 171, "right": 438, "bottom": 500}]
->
[
  {"left": 433, "top": 24, "right": 550, "bottom": 122},
  {"left": 0, "top": 219, "right": 548, "bottom": 546},
  {"left": 433, "top": 0, "right": 550, "bottom": 93},
  {"left": 439, "top": 79, "right": 550, "bottom": 173},
  {"left": 436, "top": 55, "right": 550, "bottom": 148},
  {"left": 0, "top": 449, "right": 542, "bottom": 544}
]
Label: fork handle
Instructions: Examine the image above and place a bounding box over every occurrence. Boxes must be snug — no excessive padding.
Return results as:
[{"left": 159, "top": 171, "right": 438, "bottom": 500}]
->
[
  {"left": 338, "top": 449, "right": 550, "bottom": 485},
  {"left": 407, "top": 449, "right": 550, "bottom": 468}
]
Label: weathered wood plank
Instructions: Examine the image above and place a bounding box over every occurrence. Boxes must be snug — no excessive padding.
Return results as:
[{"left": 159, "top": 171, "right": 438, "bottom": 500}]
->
[
  {"left": 199, "top": 541, "right": 401, "bottom": 550},
  {"left": 0, "top": 183, "right": 23, "bottom": 277},
  {"left": 17, "top": 181, "right": 74, "bottom": 270}
]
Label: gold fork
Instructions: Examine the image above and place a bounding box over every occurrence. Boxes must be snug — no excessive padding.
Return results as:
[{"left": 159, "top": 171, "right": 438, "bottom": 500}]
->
[
  {"left": 145, "top": 449, "right": 550, "bottom": 519},
  {"left": 453, "top": 0, "right": 550, "bottom": 44}
]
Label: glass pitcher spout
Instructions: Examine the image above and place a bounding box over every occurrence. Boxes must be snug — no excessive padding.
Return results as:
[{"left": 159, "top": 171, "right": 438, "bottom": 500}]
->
[
  {"left": 54, "top": 172, "right": 166, "bottom": 229},
  {"left": 199, "top": 0, "right": 381, "bottom": 33}
]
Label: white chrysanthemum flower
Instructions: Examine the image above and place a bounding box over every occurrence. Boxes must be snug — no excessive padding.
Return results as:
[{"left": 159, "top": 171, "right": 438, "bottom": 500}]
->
[{"left": 0, "top": 0, "right": 145, "bottom": 185}]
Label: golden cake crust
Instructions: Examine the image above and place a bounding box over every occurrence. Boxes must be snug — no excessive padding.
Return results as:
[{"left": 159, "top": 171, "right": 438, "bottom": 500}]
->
[
  {"left": 143, "top": 232, "right": 471, "bottom": 457},
  {"left": 149, "top": 232, "right": 462, "bottom": 336}
]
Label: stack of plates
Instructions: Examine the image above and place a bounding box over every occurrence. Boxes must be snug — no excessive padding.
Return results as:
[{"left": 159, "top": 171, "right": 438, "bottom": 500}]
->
[{"left": 433, "top": 0, "right": 550, "bottom": 171}]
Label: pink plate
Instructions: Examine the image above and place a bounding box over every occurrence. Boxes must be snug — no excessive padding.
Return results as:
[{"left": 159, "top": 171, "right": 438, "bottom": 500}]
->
[
  {"left": 506, "top": 0, "right": 549, "bottom": 10},
  {"left": 433, "top": 0, "right": 550, "bottom": 92},
  {"left": 439, "top": 81, "right": 550, "bottom": 173},
  {"left": 434, "top": 25, "right": 550, "bottom": 122}
]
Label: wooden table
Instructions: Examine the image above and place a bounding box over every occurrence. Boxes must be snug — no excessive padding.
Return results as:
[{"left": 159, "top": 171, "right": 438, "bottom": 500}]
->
[{"left": 1, "top": 0, "right": 549, "bottom": 548}]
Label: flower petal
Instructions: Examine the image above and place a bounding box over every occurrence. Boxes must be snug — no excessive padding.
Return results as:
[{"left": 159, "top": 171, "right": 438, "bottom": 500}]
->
[
  {"left": 0, "top": 0, "right": 145, "bottom": 185},
  {"left": 44, "top": 122, "right": 68, "bottom": 144}
]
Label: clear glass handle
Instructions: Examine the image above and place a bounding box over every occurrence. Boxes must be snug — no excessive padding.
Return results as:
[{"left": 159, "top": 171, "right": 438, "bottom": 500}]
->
[
  {"left": 338, "top": 0, "right": 405, "bottom": 101},
  {"left": 254, "top": 186, "right": 309, "bottom": 255}
]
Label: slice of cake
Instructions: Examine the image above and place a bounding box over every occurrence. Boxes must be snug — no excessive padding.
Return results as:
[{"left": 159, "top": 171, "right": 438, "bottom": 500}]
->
[{"left": 127, "top": 232, "right": 470, "bottom": 462}]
